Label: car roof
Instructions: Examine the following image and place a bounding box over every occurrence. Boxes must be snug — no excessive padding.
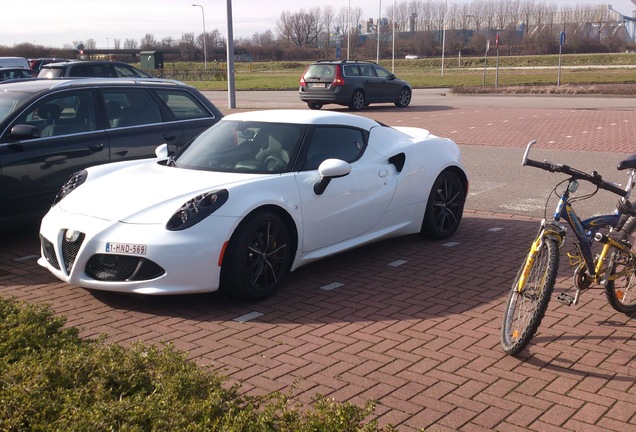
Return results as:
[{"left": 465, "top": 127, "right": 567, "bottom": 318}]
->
[
  {"left": 223, "top": 109, "right": 381, "bottom": 129},
  {"left": 310, "top": 60, "right": 378, "bottom": 65},
  {"left": 0, "top": 77, "right": 192, "bottom": 94},
  {"left": 41, "top": 60, "right": 139, "bottom": 68}
]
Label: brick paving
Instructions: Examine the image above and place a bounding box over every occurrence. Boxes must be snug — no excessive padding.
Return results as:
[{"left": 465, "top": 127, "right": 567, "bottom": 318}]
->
[{"left": 2, "top": 97, "right": 636, "bottom": 431}]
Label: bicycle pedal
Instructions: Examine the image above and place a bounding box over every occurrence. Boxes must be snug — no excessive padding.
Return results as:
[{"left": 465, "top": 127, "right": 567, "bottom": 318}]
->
[{"left": 557, "top": 292, "right": 575, "bottom": 306}]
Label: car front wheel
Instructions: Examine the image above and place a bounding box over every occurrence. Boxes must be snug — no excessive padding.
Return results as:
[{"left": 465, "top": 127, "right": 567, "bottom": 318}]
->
[
  {"left": 221, "top": 211, "right": 291, "bottom": 300},
  {"left": 395, "top": 88, "right": 412, "bottom": 107},
  {"left": 421, "top": 171, "right": 465, "bottom": 239},
  {"left": 307, "top": 102, "right": 322, "bottom": 110},
  {"left": 349, "top": 90, "right": 365, "bottom": 111}
]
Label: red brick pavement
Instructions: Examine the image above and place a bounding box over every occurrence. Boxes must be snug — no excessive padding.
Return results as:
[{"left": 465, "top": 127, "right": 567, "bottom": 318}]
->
[{"left": 2, "top": 99, "right": 636, "bottom": 431}]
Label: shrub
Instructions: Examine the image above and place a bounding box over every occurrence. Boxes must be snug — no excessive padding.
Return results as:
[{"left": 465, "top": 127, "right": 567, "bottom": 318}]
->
[{"left": 0, "top": 296, "right": 396, "bottom": 431}]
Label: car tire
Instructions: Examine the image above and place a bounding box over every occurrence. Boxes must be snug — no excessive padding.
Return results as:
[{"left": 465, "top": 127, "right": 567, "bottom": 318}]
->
[
  {"left": 349, "top": 90, "right": 365, "bottom": 111},
  {"left": 421, "top": 171, "right": 465, "bottom": 239},
  {"left": 395, "top": 88, "right": 412, "bottom": 107},
  {"left": 221, "top": 210, "right": 291, "bottom": 300},
  {"left": 307, "top": 102, "right": 322, "bottom": 110}
]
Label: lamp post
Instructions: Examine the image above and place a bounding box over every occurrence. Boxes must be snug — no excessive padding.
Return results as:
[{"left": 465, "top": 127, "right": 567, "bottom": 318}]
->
[
  {"left": 441, "top": 0, "right": 447, "bottom": 77},
  {"left": 226, "top": 0, "right": 235, "bottom": 108},
  {"left": 192, "top": 4, "right": 207, "bottom": 69}
]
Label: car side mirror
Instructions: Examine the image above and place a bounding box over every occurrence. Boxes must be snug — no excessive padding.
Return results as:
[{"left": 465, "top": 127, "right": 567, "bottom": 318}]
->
[
  {"left": 314, "top": 158, "right": 351, "bottom": 195},
  {"left": 155, "top": 143, "right": 169, "bottom": 159},
  {"left": 388, "top": 74, "right": 396, "bottom": 80},
  {"left": 8, "top": 124, "right": 41, "bottom": 141}
]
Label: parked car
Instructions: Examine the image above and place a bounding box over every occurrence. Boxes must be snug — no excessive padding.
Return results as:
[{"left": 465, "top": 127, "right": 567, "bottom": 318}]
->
[
  {"left": 299, "top": 60, "right": 412, "bottom": 111},
  {"left": 0, "top": 68, "right": 37, "bottom": 81},
  {"left": 29, "top": 58, "right": 72, "bottom": 72},
  {"left": 38, "top": 60, "right": 153, "bottom": 79},
  {"left": 0, "top": 78, "right": 223, "bottom": 228},
  {"left": 38, "top": 109, "right": 467, "bottom": 300}
]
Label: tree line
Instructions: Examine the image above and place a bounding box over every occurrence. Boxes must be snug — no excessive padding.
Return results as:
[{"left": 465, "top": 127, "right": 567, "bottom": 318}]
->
[{"left": 1, "top": 0, "right": 632, "bottom": 63}]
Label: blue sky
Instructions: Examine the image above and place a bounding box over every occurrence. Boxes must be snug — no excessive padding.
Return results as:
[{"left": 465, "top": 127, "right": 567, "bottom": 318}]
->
[{"left": 3, "top": 0, "right": 635, "bottom": 48}]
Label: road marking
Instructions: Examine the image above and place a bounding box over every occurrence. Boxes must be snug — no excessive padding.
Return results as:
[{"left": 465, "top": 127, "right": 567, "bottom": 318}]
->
[
  {"left": 320, "top": 282, "right": 344, "bottom": 291},
  {"left": 234, "top": 311, "right": 263, "bottom": 323},
  {"left": 488, "top": 227, "right": 504, "bottom": 232},
  {"left": 388, "top": 259, "right": 408, "bottom": 267},
  {"left": 443, "top": 242, "right": 460, "bottom": 247},
  {"left": 15, "top": 255, "right": 39, "bottom": 262}
]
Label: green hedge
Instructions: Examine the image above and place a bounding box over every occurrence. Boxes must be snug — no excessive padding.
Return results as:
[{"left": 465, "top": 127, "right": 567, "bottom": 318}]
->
[{"left": 0, "top": 296, "right": 397, "bottom": 432}]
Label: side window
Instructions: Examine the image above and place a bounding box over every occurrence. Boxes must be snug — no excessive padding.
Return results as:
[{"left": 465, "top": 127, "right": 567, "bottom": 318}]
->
[
  {"left": 373, "top": 65, "right": 392, "bottom": 78},
  {"left": 343, "top": 65, "right": 360, "bottom": 76},
  {"left": 154, "top": 90, "right": 210, "bottom": 120},
  {"left": 113, "top": 65, "right": 137, "bottom": 78},
  {"left": 303, "top": 126, "right": 365, "bottom": 170},
  {"left": 359, "top": 64, "right": 376, "bottom": 77},
  {"left": 102, "top": 89, "right": 162, "bottom": 128},
  {"left": 13, "top": 90, "right": 96, "bottom": 138}
]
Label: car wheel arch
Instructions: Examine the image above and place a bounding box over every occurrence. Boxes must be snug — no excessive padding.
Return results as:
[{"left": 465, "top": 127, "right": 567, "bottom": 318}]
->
[{"left": 228, "top": 204, "right": 299, "bottom": 266}]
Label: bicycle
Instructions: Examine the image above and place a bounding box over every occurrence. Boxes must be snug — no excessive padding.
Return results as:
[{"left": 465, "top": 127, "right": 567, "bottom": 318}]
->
[{"left": 501, "top": 140, "right": 636, "bottom": 356}]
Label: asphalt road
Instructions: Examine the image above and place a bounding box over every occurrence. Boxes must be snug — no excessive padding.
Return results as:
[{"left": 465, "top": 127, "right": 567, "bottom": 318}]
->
[{"left": 204, "top": 89, "right": 636, "bottom": 219}]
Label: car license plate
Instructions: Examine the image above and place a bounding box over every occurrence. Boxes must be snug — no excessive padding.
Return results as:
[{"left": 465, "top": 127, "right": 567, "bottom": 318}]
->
[
  {"left": 311, "top": 83, "right": 326, "bottom": 88},
  {"left": 105, "top": 242, "right": 147, "bottom": 255}
]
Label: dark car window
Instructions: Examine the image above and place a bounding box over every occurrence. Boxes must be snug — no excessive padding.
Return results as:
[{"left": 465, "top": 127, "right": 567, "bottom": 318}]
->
[
  {"left": 69, "top": 64, "right": 114, "bottom": 78},
  {"left": 373, "top": 65, "right": 392, "bottom": 78},
  {"left": 359, "top": 64, "right": 377, "bottom": 77},
  {"left": 13, "top": 90, "right": 96, "bottom": 137},
  {"left": 102, "top": 89, "right": 162, "bottom": 127},
  {"left": 155, "top": 89, "right": 210, "bottom": 120},
  {"left": 113, "top": 64, "right": 152, "bottom": 78},
  {"left": 303, "top": 126, "right": 365, "bottom": 170},
  {"left": 343, "top": 65, "right": 360, "bottom": 76}
]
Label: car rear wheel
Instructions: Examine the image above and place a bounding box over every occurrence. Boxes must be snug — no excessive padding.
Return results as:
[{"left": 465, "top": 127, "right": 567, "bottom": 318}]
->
[
  {"left": 421, "top": 171, "right": 465, "bottom": 239},
  {"left": 349, "top": 90, "right": 365, "bottom": 111},
  {"left": 307, "top": 102, "right": 323, "bottom": 110},
  {"left": 395, "top": 88, "right": 412, "bottom": 107},
  {"left": 221, "top": 211, "right": 291, "bottom": 300}
]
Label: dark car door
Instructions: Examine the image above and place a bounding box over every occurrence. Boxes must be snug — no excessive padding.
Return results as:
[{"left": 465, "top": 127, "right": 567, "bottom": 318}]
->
[
  {"left": 373, "top": 65, "right": 403, "bottom": 101},
  {"left": 101, "top": 87, "right": 219, "bottom": 160},
  {"left": 0, "top": 89, "right": 108, "bottom": 223}
]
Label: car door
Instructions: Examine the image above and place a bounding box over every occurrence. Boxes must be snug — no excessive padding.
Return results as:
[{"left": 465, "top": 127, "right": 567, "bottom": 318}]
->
[
  {"left": 373, "top": 65, "right": 402, "bottom": 101},
  {"left": 0, "top": 89, "right": 108, "bottom": 222},
  {"left": 358, "top": 63, "right": 383, "bottom": 102},
  {"left": 294, "top": 126, "right": 399, "bottom": 253},
  {"left": 153, "top": 88, "right": 220, "bottom": 147},
  {"left": 101, "top": 88, "right": 183, "bottom": 160}
]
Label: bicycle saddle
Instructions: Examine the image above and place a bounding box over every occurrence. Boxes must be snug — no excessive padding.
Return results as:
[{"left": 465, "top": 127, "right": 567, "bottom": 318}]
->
[{"left": 617, "top": 154, "right": 636, "bottom": 171}]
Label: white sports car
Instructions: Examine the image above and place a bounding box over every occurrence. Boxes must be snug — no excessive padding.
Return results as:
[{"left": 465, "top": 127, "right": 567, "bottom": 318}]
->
[{"left": 39, "top": 110, "right": 467, "bottom": 300}]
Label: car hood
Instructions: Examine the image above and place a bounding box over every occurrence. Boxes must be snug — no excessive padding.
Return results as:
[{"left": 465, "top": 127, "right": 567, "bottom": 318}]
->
[{"left": 58, "top": 161, "right": 267, "bottom": 224}]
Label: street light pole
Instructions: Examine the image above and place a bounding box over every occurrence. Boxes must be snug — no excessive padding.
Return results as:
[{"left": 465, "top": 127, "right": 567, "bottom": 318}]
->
[
  {"left": 192, "top": 4, "right": 207, "bottom": 69},
  {"left": 441, "top": 0, "right": 447, "bottom": 77},
  {"left": 226, "top": 0, "right": 236, "bottom": 108}
]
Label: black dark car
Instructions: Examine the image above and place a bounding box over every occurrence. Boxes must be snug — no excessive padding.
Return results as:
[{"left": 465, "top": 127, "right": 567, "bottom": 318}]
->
[
  {"left": 299, "top": 60, "right": 412, "bottom": 111},
  {"left": 28, "top": 58, "right": 71, "bottom": 72},
  {"left": 38, "top": 60, "right": 153, "bottom": 79},
  {"left": 0, "top": 78, "right": 223, "bottom": 228}
]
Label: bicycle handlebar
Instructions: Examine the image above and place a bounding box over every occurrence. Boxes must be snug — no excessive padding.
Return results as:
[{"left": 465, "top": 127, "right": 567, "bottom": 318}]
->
[{"left": 522, "top": 140, "right": 627, "bottom": 197}]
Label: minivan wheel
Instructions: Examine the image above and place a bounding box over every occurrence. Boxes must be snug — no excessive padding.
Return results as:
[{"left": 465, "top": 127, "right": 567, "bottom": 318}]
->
[
  {"left": 349, "top": 90, "right": 365, "bottom": 111},
  {"left": 395, "top": 88, "right": 412, "bottom": 107},
  {"left": 307, "top": 102, "right": 322, "bottom": 110}
]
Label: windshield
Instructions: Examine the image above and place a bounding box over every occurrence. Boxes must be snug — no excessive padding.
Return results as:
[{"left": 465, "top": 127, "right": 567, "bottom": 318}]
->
[
  {"left": 0, "top": 91, "right": 30, "bottom": 123},
  {"left": 175, "top": 120, "right": 306, "bottom": 173}
]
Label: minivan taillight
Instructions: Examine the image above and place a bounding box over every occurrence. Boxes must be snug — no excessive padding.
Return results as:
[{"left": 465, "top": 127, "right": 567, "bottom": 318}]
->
[{"left": 331, "top": 67, "right": 344, "bottom": 87}]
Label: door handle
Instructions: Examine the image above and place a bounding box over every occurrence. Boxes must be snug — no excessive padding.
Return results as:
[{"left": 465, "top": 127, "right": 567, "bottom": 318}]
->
[
  {"left": 89, "top": 143, "right": 104, "bottom": 152},
  {"left": 163, "top": 134, "right": 176, "bottom": 141}
]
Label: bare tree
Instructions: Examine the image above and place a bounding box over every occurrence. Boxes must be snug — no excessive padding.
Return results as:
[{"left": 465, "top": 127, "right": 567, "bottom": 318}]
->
[
  {"left": 123, "top": 38, "right": 139, "bottom": 50},
  {"left": 140, "top": 34, "right": 157, "bottom": 50}
]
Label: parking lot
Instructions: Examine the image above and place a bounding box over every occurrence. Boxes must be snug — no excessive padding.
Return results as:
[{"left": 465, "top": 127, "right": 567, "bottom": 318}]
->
[{"left": 2, "top": 92, "right": 635, "bottom": 431}]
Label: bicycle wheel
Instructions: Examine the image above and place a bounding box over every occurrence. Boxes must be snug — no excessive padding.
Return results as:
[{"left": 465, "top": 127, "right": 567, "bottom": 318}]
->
[
  {"left": 502, "top": 236, "right": 560, "bottom": 355},
  {"left": 605, "top": 217, "right": 636, "bottom": 314}
]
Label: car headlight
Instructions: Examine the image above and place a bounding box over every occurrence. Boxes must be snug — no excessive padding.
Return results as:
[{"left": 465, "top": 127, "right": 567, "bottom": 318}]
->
[
  {"left": 166, "top": 189, "right": 229, "bottom": 231},
  {"left": 51, "top": 170, "right": 88, "bottom": 206}
]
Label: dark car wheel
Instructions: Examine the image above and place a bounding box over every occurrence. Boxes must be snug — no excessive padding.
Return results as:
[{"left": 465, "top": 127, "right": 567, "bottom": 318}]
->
[
  {"left": 221, "top": 211, "right": 291, "bottom": 300},
  {"left": 395, "top": 88, "right": 412, "bottom": 107},
  {"left": 307, "top": 102, "right": 323, "bottom": 110},
  {"left": 349, "top": 90, "right": 365, "bottom": 111},
  {"left": 421, "top": 171, "right": 465, "bottom": 239}
]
